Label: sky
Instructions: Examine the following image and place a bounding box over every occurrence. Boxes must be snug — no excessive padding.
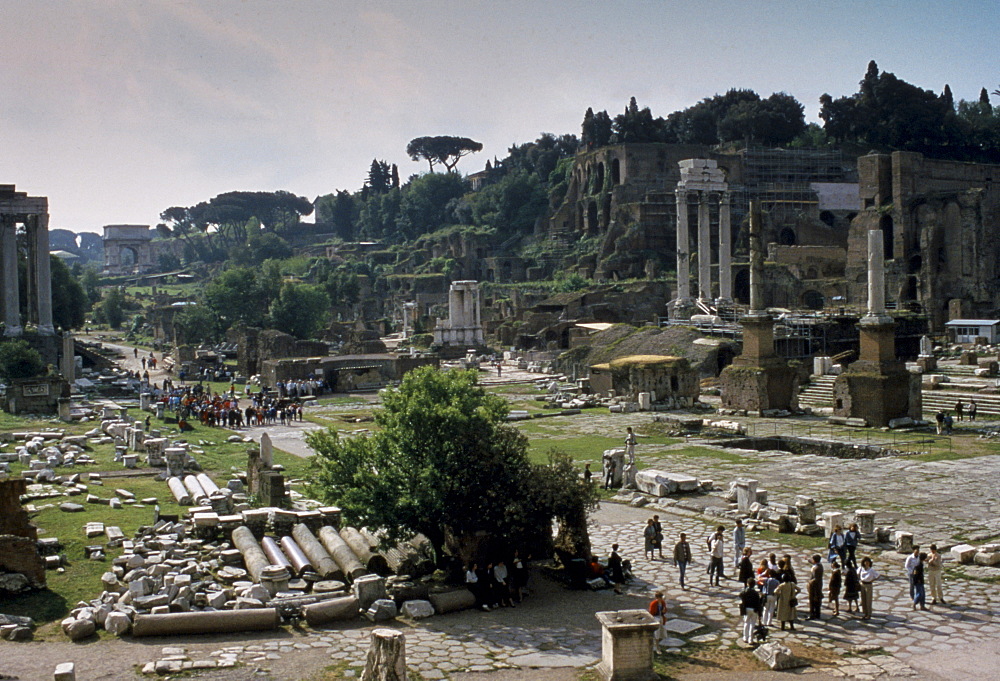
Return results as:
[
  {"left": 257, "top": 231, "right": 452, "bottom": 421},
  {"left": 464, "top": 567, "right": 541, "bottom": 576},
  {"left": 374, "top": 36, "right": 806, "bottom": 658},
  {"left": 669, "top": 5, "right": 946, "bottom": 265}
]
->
[{"left": 1, "top": 0, "right": 998, "bottom": 234}]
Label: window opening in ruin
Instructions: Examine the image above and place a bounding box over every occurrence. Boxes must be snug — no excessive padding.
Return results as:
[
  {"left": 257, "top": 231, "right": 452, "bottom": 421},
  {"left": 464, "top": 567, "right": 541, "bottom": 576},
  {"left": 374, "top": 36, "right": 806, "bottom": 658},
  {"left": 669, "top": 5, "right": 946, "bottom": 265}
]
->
[
  {"left": 778, "top": 228, "right": 796, "bottom": 245},
  {"left": 587, "top": 202, "right": 598, "bottom": 234},
  {"left": 670, "top": 376, "right": 679, "bottom": 392},
  {"left": 601, "top": 195, "right": 611, "bottom": 227},
  {"left": 879, "top": 216, "right": 894, "bottom": 259},
  {"left": 594, "top": 163, "right": 605, "bottom": 192},
  {"left": 802, "top": 290, "right": 824, "bottom": 310},
  {"left": 819, "top": 210, "right": 835, "bottom": 226},
  {"left": 611, "top": 158, "right": 621, "bottom": 185},
  {"left": 905, "top": 276, "right": 918, "bottom": 301},
  {"left": 908, "top": 255, "right": 922, "bottom": 274},
  {"left": 734, "top": 269, "right": 750, "bottom": 304},
  {"left": 835, "top": 398, "right": 843, "bottom": 410}
]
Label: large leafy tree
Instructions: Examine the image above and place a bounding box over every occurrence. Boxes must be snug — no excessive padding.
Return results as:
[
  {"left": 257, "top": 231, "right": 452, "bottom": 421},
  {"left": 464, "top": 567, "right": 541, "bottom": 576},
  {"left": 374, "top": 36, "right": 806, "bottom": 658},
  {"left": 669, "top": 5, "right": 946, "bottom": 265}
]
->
[
  {"left": 306, "top": 367, "right": 598, "bottom": 567},
  {"left": 406, "top": 136, "right": 483, "bottom": 173},
  {"left": 0, "top": 340, "right": 44, "bottom": 380},
  {"left": 267, "top": 283, "right": 331, "bottom": 339},
  {"left": 49, "top": 256, "right": 88, "bottom": 330},
  {"left": 203, "top": 265, "right": 280, "bottom": 330}
]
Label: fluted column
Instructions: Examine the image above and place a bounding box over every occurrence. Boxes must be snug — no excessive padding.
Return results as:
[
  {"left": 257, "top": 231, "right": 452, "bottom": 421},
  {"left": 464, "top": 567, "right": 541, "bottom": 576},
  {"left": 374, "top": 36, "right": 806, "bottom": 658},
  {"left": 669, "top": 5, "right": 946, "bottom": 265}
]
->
[
  {"left": 33, "top": 213, "right": 55, "bottom": 335},
  {"left": 1, "top": 218, "right": 22, "bottom": 336},
  {"left": 697, "top": 192, "right": 711, "bottom": 302},
  {"left": 674, "top": 191, "right": 691, "bottom": 302},
  {"left": 717, "top": 192, "right": 732, "bottom": 304}
]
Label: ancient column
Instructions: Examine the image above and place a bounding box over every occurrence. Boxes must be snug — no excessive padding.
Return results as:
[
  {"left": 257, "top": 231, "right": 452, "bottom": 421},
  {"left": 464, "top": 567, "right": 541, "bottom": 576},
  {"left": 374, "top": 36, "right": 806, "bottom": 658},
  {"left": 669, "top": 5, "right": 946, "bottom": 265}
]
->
[
  {"left": 866, "top": 229, "right": 886, "bottom": 318},
  {"left": 1, "top": 218, "right": 23, "bottom": 336},
  {"left": 61, "top": 332, "right": 75, "bottom": 381},
  {"left": 748, "top": 200, "right": 764, "bottom": 314},
  {"left": 33, "top": 214, "right": 55, "bottom": 335},
  {"left": 674, "top": 191, "right": 691, "bottom": 303},
  {"left": 697, "top": 193, "right": 711, "bottom": 302},
  {"left": 717, "top": 191, "right": 732, "bottom": 304}
]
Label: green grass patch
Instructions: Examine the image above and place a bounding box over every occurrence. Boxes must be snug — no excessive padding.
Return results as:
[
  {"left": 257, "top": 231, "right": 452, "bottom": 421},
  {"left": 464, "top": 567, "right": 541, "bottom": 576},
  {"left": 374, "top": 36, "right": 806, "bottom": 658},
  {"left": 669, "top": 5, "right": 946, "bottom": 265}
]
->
[{"left": 751, "top": 528, "right": 829, "bottom": 552}]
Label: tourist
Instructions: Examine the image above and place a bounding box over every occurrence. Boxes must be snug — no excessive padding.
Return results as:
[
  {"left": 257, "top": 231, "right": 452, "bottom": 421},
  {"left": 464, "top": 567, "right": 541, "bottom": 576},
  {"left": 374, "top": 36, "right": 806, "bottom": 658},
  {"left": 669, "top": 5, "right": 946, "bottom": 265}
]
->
[
  {"left": 780, "top": 554, "right": 798, "bottom": 583},
  {"left": 969, "top": 399, "right": 978, "bottom": 422},
  {"left": 624, "top": 426, "right": 637, "bottom": 459},
  {"left": 807, "top": 554, "right": 824, "bottom": 620},
  {"left": 755, "top": 558, "right": 770, "bottom": 586},
  {"left": 584, "top": 462, "right": 592, "bottom": 485},
  {"left": 706, "top": 527, "right": 725, "bottom": 586},
  {"left": 775, "top": 574, "right": 799, "bottom": 631},
  {"left": 761, "top": 570, "right": 780, "bottom": 626},
  {"left": 608, "top": 543, "right": 625, "bottom": 594},
  {"left": 604, "top": 458, "right": 616, "bottom": 489},
  {"left": 944, "top": 412, "right": 954, "bottom": 434},
  {"left": 858, "top": 557, "right": 879, "bottom": 619},
  {"left": 589, "top": 555, "right": 613, "bottom": 588},
  {"left": 512, "top": 549, "right": 529, "bottom": 602},
  {"left": 845, "top": 523, "right": 861, "bottom": 568},
  {"left": 829, "top": 525, "right": 847, "bottom": 564},
  {"left": 493, "top": 560, "right": 514, "bottom": 607},
  {"left": 673, "top": 532, "right": 692, "bottom": 589},
  {"left": 911, "top": 552, "right": 928, "bottom": 611},
  {"left": 643, "top": 519, "right": 657, "bottom": 560},
  {"left": 828, "top": 558, "right": 842, "bottom": 616},
  {"left": 904, "top": 546, "right": 921, "bottom": 599},
  {"left": 768, "top": 553, "right": 779, "bottom": 572},
  {"left": 649, "top": 591, "right": 668, "bottom": 651},
  {"left": 955, "top": 399, "right": 964, "bottom": 421},
  {"left": 843, "top": 560, "right": 861, "bottom": 614},
  {"left": 935, "top": 410, "right": 945, "bottom": 435},
  {"left": 927, "top": 544, "right": 945, "bottom": 604},
  {"left": 652, "top": 515, "right": 664, "bottom": 558},
  {"left": 479, "top": 562, "right": 498, "bottom": 609},
  {"left": 466, "top": 562, "right": 489, "bottom": 611},
  {"left": 733, "top": 519, "right": 746, "bottom": 568},
  {"left": 133, "top": 347, "right": 138, "bottom": 358},
  {"left": 739, "top": 578, "right": 764, "bottom": 645},
  {"left": 737, "top": 548, "right": 755, "bottom": 585}
]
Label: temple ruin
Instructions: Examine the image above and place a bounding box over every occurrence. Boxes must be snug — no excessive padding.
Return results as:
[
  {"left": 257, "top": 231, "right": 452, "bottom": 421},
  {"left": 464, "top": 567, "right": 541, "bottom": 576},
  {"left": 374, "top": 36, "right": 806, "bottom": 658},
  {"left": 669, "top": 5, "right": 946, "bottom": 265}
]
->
[
  {"left": 433, "top": 280, "right": 484, "bottom": 348},
  {"left": 674, "top": 158, "right": 732, "bottom": 312},
  {"left": 1, "top": 185, "right": 55, "bottom": 337}
]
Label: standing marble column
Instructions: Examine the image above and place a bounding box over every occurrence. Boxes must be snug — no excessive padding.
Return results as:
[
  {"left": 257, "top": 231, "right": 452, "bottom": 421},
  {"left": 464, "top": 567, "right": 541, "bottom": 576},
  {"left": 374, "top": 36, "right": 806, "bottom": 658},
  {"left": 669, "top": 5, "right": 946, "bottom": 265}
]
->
[
  {"left": 697, "top": 193, "right": 712, "bottom": 302},
  {"left": 33, "top": 213, "right": 55, "bottom": 335},
  {"left": 1, "top": 218, "right": 22, "bottom": 336},
  {"left": 674, "top": 191, "right": 691, "bottom": 302},
  {"left": 866, "top": 229, "right": 886, "bottom": 318},
  {"left": 717, "top": 192, "right": 732, "bottom": 304},
  {"left": 748, "top": 200, "right": 764, "bottom": 314}
]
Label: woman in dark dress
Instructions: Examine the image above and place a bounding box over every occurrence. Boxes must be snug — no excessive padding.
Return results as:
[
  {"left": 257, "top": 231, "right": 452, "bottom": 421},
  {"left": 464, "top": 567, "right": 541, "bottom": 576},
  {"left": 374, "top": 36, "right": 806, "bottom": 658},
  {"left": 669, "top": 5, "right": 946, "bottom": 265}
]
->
[
  {"left": 737, "top": 548, "right": 755, "bottom": 585},
  {"left": 828, "top": 559, "right": 842, "bottom": 616},
  {"left": 843, "top": 562, "right": 861, "bottom": 614}
]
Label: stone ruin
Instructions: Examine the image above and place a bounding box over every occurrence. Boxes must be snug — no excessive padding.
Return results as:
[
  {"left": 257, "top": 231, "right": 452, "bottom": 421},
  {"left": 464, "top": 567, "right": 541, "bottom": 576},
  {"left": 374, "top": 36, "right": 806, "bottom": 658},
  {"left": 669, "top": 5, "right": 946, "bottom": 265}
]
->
[
  {"left": 432, "top": 280, "right": 484, "bottom": 349},
  {"left": 247, "top": 433, "right": 287, "bottom": 508},
  {"left": 102, "top": 224, "right": 155, "bottom": 276},
  {"left": 0, "top": 478, "right": 46, "bottom": 598}
]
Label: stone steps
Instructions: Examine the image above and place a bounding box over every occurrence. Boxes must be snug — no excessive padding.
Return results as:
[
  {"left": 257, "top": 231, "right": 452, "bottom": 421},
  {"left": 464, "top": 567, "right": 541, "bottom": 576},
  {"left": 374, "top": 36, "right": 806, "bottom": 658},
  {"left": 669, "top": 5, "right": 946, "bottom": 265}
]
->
[
  {"left": 798, "top": 375, "right": 837, "bottom": 408},
  {"left": 921, "top": 390, "right": 1000, "bottom": 417}
]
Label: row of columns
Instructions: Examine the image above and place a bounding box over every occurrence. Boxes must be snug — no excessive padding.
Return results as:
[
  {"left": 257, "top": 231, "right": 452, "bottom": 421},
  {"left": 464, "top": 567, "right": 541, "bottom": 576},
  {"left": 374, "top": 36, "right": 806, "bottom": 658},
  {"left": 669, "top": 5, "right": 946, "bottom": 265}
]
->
[
  {"left": 674, "top": 189, "right": 732, "bottom": 306},
  {"left": 1, "top": 214, "right": 55, "bottom": 336}
]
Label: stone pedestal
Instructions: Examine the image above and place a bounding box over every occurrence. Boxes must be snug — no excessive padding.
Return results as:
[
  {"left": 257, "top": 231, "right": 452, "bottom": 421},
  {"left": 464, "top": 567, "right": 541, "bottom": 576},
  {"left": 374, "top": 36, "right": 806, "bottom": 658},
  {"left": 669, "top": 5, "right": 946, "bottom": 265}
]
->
[
  {"left": 894, "top": 531, "right": 913, "bottom": 554},
  {"left": 595, "top": 610, "right": 660, "bottom": 681},
  {"left": 916, "top": 356, "right": 937, "bottom": 373},
  {"left": 854, "top": 509, "right": 876, "bottom": 539},
  {"left": 820, "top": 511, "right": 844, "bottom": 538},
  {"left": 795, "top": 496, "right": 816, "bottom": 524},
  {"left": 735, "top": 478, "right": 758, "bottom": 512}
]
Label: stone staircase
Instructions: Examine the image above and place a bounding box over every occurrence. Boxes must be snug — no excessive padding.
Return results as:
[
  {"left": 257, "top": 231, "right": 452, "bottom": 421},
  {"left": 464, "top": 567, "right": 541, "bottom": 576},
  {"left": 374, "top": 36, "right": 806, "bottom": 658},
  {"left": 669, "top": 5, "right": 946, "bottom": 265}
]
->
[
  {"left": 797, "top": 374, "right": 1000, "bottom": 417},
  {"left": 798, "top": 375, "right": 837, "bottom": 409}
]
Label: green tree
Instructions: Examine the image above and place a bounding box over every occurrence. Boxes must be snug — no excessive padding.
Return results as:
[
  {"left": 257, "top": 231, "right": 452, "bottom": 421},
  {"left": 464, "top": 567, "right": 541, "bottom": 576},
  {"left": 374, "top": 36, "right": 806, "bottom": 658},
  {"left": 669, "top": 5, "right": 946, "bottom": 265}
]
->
[
  {"left": 395, "top": 172, "right": 468, "bottom": 240},
  {"left": 0, "top": 340, "right": 45, "bottom": 380},
  {"left": 203, "top": 267, "right": 275, "bottom": 330},
  {"left": 306, "top": 367, "right": 598, "bottom": 566},
  {"left": 99, "top": 288, "right": 125, "bottom": 329},
  {"left": 174, "top": 304, "right": 220, "bottom": 345},
  {"left": 79, "top": 266, "right": 102, "bottom": 305},
  {"left": 49, "top": 255, "right": 88, "bottom": 330},
  {"left": 406, "top": 136, "right": 483, "bottom": 173},
  {"left": 267, "top": 283, "right": 331, "bottom": 339}
]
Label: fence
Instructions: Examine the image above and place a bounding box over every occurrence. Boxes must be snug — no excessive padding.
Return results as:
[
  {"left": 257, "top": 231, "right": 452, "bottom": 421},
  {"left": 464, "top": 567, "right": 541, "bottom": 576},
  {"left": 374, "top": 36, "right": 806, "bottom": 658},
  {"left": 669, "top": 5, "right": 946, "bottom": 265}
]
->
[{"left": 744, "top": 420, "right": 951, "bottom": 458}]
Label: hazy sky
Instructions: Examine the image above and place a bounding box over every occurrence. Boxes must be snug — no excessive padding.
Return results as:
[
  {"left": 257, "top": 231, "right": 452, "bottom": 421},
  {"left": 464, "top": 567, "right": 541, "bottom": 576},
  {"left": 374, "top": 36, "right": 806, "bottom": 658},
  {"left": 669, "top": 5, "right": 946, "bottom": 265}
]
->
[{"left": 1, "top": 0, "right": 998, "bottom": 234}]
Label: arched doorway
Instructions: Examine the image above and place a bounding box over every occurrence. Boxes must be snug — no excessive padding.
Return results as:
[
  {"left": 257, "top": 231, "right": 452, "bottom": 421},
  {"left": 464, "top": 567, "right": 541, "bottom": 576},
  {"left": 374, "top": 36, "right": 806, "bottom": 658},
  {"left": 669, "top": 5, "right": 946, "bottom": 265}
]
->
[
  {"left": 734, "top": 269, "right": 750, "bottom": 304},
  {"left": 802, "top": 290, "right": 824, "bottom": 310},
  {"left": 778, "top": 228, "right": 796, "bottom": 245}
]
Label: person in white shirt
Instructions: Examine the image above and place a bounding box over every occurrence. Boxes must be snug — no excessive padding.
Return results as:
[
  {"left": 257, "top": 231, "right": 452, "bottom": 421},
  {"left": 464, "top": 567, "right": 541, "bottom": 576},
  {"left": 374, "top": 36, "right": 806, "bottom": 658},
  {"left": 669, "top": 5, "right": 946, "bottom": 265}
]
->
[
  {"left": 707, "top": 527, "right": 726, "bottom": 586},
  {"left": 903, "top": 546, "right": 920, "bottom": 599},
  {"left": 926, "top": 544, "right": 945, "bottom": 605},
  {"left": 858, "top": 556, "right": 880, "bottom": 620}
]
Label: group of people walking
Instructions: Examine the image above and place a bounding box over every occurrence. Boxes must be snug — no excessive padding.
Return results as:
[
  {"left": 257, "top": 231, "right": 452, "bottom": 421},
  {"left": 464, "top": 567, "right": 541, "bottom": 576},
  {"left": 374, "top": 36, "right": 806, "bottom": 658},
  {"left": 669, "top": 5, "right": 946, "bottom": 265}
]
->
[{"left": 936, "top": 398, "right": 978, "bottom": 434}]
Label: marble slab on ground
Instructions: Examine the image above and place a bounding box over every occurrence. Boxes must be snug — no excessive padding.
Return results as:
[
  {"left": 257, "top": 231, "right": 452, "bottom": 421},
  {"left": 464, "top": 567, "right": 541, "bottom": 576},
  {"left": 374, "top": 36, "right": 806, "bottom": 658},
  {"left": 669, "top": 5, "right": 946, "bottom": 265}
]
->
[
  {"left": 504, "top": 652, "right": 600, "bottom": 668},
  {"left": 663, "top": 618, "right": 704, "bottom": 634}
]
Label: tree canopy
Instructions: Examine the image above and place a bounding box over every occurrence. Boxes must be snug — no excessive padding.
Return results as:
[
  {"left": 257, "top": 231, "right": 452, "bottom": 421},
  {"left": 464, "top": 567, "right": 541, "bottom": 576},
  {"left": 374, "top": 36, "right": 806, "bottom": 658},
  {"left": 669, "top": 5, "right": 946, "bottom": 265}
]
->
[
  {"left": 0, "top": 340, "right": 45, "bottom": 380},
  {"left": 306, "top": 366, "right": 598, "bottom": 566},
  {"left": 407, "top": 136, "right": 483, "bottom": 173}
]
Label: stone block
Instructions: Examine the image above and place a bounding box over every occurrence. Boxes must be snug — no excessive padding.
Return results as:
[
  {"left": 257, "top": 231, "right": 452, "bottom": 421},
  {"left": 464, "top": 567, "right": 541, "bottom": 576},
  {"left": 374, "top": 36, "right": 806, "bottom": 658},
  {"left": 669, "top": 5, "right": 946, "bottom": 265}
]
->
[
  {"left": 950, "top": 544, "right": 977, "bottom": 564},
  {"left": 820, "top": 511, "right": 844, "bottom": 538},
  {"left": 400, "top": 599, "right": 434, "bottom": 619},
  {"left": 353, "top": 574, "right": 387, "bottom": 611},
  {"left": 53, "top": 662, "right": 76, "bottom": 681},
  {"left": 973, "top": 551, "right": 1000, "bottom": 566},
  {"left": 753, "top": 641, "right": 803, "bottom": 670},
  {"left": 365, "top": 598, "right": 398, "bottom": 622},
  {"left": 104, "top": 610, "right": 131, "bottom": 636},
  {"left": 62, "top": 618, "right": 95, "bottom": 641},
  {"left": 894, "top": 531, "right": 914, "bottom": 554}
]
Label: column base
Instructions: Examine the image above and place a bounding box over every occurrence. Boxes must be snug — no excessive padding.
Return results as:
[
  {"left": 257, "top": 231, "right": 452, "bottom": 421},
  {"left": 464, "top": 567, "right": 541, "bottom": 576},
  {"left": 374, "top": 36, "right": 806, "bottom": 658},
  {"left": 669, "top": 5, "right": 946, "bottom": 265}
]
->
[
  {"left": 4, "top": 325, "right": 23, "bottom": 337},
  {"left": 37, "top": 324, "right": 56, "bottom": 336},
  {"left": 715, "top": 297, "right": 733, "bottom": 306}
]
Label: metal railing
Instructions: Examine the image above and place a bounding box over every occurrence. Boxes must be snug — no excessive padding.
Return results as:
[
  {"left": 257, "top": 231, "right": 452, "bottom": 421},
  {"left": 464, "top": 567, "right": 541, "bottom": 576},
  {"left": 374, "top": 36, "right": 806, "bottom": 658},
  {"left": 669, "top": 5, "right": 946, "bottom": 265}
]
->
[{"left": 744, "top": 420, "right": 951, "bottom": 458}]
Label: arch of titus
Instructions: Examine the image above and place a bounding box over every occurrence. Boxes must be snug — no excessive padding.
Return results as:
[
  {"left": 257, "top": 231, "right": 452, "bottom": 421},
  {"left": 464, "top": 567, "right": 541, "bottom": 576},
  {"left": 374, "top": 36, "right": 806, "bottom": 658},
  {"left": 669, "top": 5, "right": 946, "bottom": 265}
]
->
[
  {"left": 674, "top": 159, "right": 732, "bottom": 312},
  {"left": 1, "top": 185, "right": 54, "bottom": 336}
]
